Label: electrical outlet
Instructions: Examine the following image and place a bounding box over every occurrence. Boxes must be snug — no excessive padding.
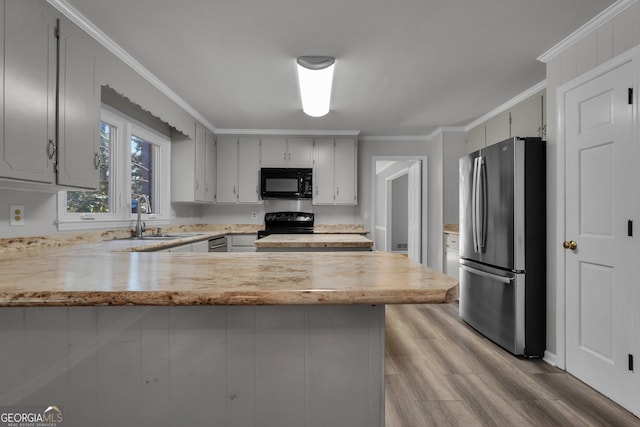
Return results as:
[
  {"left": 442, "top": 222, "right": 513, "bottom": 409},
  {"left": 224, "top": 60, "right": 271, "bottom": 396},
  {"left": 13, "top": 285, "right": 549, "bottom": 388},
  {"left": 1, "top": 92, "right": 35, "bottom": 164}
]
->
[
  {"left": 251, "top": 211, "right": 258, "bottom": 220},
  {"left": 10, "top": 205, "right": 25, "bottom": 226},
  {"left": 363, "top": 211, "right": 370, "bottom": 220}
]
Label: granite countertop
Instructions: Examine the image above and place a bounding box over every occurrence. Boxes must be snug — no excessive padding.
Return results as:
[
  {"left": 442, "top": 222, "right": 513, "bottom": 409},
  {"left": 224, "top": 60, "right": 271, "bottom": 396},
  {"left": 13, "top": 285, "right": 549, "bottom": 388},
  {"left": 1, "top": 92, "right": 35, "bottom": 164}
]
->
[
  {"left": 0, "top": 224, "right": 370, "bottom": 253},
  {"left": 255, "top": 234, "right": 373, "bottom": 248},
  {"left": 0, "top": 251, "right": 457, "bottom": 307},
  {"left": 443, "top": 224, "right": 459, "bottom": 234}
]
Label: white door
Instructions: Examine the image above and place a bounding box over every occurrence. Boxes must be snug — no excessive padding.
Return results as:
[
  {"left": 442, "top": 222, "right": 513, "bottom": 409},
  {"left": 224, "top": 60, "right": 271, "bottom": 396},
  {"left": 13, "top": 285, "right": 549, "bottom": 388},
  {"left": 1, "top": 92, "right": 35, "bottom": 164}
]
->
[
  {"left": 407, "top": 161, "right": 421, "bottom": 263},
  {"left": 564, "top": 61, "right": 636, "bottom": 411}
]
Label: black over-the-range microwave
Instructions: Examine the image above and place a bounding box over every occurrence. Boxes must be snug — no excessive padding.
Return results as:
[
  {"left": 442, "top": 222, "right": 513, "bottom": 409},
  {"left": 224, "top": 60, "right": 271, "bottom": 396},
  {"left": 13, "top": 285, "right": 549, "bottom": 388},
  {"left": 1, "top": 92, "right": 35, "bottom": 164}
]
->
[{"left": 260, "top": 168, "right": 312, "bottom": 199}]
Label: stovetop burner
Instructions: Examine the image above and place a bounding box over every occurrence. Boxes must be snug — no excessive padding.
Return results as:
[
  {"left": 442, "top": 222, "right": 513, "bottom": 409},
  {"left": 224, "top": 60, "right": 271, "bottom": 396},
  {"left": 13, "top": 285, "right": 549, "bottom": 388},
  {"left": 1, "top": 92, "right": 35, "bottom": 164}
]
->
[{"left": 258, "top": 211, "right": 314, "bottom": 239}]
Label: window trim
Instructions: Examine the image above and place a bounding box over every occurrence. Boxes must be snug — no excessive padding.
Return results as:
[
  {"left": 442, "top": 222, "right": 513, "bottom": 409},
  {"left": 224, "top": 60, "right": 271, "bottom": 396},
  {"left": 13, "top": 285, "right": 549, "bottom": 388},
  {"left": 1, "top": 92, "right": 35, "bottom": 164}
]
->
[{"left": 57, "top": 105, "right": 171, "bottom": 231}]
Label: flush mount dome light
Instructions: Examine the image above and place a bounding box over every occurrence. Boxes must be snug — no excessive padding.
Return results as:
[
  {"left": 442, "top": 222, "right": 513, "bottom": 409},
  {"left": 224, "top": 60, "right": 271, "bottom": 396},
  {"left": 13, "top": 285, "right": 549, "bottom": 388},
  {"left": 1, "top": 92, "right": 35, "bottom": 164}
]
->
[{"left": 296, "top": 56, "right": 335, "bottom": 117}]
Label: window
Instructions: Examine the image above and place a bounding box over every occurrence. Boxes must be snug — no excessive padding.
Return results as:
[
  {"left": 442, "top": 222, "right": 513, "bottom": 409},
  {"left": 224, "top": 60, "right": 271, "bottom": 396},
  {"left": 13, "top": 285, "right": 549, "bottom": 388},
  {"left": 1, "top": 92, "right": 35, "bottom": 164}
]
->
[{"left": 57, "top": 106, "right": 171, "bottom": 230}]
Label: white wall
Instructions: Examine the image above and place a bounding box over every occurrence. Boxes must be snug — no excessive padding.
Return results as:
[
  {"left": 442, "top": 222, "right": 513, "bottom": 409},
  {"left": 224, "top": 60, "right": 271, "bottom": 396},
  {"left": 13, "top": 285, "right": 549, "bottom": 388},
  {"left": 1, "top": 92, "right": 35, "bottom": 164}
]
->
[
  {"left": 0, "top": 189, "right": 59, "bottom": 237},
  {"left": 543, "top": 1, "right": 640, "bottom": 358}
]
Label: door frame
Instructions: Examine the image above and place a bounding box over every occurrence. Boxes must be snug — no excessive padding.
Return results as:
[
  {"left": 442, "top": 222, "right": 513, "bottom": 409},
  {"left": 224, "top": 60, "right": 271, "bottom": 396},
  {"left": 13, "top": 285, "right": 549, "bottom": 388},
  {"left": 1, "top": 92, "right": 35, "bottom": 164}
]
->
[
  {"left": 555, "top": 45, "right": 639, "bottom": 411},
  {"left": 371, "top": 156, "right": 428, "bottom": 264}
]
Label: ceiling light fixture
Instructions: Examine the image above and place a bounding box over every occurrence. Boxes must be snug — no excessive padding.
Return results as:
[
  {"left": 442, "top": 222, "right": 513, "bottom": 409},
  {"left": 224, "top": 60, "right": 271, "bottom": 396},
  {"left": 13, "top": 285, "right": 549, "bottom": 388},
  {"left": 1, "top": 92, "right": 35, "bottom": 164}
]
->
[{"left": 296, "top": 56, "right": 335, "bottom": 117}]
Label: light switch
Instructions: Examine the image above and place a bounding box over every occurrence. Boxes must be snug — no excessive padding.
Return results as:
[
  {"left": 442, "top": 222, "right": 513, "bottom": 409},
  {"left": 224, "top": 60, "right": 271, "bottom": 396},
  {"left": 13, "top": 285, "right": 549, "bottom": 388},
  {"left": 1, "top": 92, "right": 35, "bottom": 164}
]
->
[{"left": 10, "top": 205, "right": 25, "bottom": 226}]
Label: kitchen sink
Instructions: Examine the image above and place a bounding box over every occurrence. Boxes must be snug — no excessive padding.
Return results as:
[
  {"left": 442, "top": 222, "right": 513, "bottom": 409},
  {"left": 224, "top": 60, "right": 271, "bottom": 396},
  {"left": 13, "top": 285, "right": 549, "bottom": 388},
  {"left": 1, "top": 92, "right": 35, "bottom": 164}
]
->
[
  {"left": 114, "top": 232, "right": 205, "bottom": 241},
  {"left": 120, "top": 235, "right": 182, "bottom": 241}
]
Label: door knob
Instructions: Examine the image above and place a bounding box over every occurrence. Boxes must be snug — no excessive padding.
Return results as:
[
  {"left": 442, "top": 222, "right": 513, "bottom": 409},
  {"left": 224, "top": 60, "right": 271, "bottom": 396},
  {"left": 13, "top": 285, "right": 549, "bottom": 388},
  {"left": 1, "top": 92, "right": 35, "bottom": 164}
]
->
[{"left": 563, "top": 240, "right": 577, "bottom": 250}]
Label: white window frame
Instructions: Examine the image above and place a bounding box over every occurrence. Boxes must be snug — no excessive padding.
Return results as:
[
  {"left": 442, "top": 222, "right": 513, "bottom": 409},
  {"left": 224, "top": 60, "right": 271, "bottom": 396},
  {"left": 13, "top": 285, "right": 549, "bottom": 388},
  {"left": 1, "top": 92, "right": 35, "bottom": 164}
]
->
[{"left": 57, "top": 105, "right": 171, "bottom": 231}]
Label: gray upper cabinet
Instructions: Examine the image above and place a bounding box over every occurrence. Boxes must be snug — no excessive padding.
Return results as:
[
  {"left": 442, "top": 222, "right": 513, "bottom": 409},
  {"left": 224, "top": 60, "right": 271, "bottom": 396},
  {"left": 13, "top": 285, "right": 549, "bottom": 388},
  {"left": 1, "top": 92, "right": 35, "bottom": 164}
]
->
[
  {"left": 485, "top": 111, "right": 510, "bottom": 147},
  {"left": 466, "top": 125, "right": 486, "bottom": 154},
  {"left": 313, "top": 137, "right": 357, "bottom": 205},
  {"left": 0, "top": 1, "right": 99, "bottom": 190},
  {"left": 216, "top": 136, "right": 239, "bottom": 203},
  {"left": 260, "top": 136, "right": 313, "bottom": 168},
  {"left": 57, "top": 16, "right": 100, "bottom": 189},
  {"left": 284, "top": 137, "right": 314, "bottom": 167},
  {"left": 466, "top": 90, "right": 545, "bottom": 153},
  {"left": 237, "top": 137, "right": 261, "bottom": 203},
  {"left": 0, "top": 0, "right": 56, "bottom": 184},
  {"left": 510, "top": 91, "right": 544, "bottom": 139},
  {"left": 260, "top": 137, "right": 288, "bottom": 167},
  {"left": 172, "top": 122, "right": 216, "bottom": 203}
]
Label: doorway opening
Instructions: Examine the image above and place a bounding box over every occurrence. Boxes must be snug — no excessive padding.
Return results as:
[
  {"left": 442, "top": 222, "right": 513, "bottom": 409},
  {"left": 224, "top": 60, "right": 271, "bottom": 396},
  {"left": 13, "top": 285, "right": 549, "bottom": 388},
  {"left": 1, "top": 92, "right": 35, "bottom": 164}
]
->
[{"left": 372, "top": 156, "right": 427, "bottom": 263}]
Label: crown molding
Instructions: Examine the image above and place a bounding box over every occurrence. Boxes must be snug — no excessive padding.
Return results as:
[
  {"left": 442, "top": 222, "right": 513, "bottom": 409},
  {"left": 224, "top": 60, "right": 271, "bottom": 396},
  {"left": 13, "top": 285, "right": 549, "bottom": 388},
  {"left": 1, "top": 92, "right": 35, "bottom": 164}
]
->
[
  {"left": 425, "top": 126, "right": 466, "bottom": 141},
  {"left": 46, "top": 0, "right": 217, "bottom": 132},
  {"left": 537, "top": 0, "right": 637, "bottom": 63},
  {"left": 215, "top": 129, "right": 360, "bottom": 137},
  {"left": 463, "top": 80, "right": 546, "bottom": 131},
  {"left": 359, "top": 135, "right": 428, "bottom": 142}
]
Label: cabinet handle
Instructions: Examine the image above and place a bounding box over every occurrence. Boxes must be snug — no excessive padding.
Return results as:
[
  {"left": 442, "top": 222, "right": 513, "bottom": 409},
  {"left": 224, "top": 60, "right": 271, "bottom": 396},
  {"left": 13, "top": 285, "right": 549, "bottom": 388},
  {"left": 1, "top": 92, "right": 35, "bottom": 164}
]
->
[
  {"left": 47, "top": 139, "right": 56, "bottom": 160},
  {"left": 336, "top": 186, "right": 340, "bottom": 196},
  {"left": 195, "top": 182, "right": 199, "bottom": 190},
  {"left": 233, "top": 185, "right": 236, "bottom": 194},
  {"left": 284, "top": 152, "right": 287, "bottom": 161},
  {"left": 316, "top": 186, "right": 318, "bottom": 196},
  {"left": 256, "top": 185, "right": 259, "bottom": 195},
  {"left": 93, "top": 153, "right": 101, "bottom": 169}
]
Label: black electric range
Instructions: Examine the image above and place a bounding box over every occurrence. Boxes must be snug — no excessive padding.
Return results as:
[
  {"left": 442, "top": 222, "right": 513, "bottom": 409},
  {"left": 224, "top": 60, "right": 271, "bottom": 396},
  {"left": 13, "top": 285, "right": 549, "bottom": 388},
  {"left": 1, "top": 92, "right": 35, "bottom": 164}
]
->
[{"left": 257, "top": 212, "right": 314, "bottom": 239}]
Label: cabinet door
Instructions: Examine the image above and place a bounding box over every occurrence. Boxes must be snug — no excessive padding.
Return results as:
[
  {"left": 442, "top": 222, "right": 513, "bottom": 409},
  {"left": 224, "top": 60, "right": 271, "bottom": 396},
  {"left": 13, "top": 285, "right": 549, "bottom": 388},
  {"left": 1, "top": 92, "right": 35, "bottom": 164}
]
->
[
  {"left": 485, "top": 111, "right": 510, "bottom": 147},
  {"left": 334, "top": 138, "right": 357, "bottom": 205},
  {"left": 57, "top": 18, "right": 100, "bottom": 189},
  {"left": 204, "top": 131, "right": 216, "bottom": 203},
  {"left": 0, "top": 0, "right": 56, "bottom": 183},
  {"left": 260, "top": 137, "right": 287, "bottom": 167},
  {"left": 194, "top": 123, "right": 207, "bottom": 201},
  {"left": 238, "top": 136, "right": 260, "bottom": 203},
  {"left": 313, "top": 138, "right": 335, "bottom": 204},
  {"left": 510, "top": 92, "right": 543, "bottom": 139},
  {"left": 167, "top": 244, "right": 192, "bottom": 253},
  {"left": 287, "top": 137, "right": 314, "bottom": 168},
  {"left": 216, "top": 136, "right": 238, "bottom": 203},
  {"left": 191, "top": 240, "right": 209, "bottom": 253},
  {"left": 466, "top": 125, "right": 485, "bottom": 154}
]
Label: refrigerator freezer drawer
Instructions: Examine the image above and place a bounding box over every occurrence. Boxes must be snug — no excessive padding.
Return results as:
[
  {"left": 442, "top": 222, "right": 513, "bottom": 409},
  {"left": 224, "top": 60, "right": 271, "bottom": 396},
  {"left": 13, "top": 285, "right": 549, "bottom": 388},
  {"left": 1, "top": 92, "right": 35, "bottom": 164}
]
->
[{"left": 459, "top": 262, "right": 526, "bottom": 355}]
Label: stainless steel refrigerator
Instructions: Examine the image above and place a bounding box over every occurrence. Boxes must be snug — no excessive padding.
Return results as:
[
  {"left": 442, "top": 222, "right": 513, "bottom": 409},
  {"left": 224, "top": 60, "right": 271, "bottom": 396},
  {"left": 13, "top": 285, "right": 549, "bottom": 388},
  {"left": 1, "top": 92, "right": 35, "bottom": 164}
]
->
[{"left": 459, "top": 136, "right": 546, "bottom": 357}]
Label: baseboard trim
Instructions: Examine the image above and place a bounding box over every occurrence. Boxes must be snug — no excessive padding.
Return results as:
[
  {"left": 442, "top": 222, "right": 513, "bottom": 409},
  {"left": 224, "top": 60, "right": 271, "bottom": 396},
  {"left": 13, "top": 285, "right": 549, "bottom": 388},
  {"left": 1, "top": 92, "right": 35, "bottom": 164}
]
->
[{"left": 543, "top": 351, "right": 558, "bottom": 367}]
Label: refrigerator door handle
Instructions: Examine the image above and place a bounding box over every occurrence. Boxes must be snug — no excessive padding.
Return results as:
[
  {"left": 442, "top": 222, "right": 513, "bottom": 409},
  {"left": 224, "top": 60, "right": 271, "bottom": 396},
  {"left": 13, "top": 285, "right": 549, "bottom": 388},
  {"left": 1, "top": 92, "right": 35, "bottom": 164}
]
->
[
  {"left": 478, "top": 156, "right": 487, "bottom": 250},
  {"left": 460, "top": 264, "right": 514, "bottom": 284},
  {"left": 471, "top": 157, "right": 480, "bottom": 252}
]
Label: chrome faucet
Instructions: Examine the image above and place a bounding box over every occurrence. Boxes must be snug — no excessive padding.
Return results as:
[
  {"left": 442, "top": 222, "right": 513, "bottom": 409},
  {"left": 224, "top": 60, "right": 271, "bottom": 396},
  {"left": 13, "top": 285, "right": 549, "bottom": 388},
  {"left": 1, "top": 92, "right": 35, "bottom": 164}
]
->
[{"left": 135, "top": 195, "right": 151, "bottom": 238}]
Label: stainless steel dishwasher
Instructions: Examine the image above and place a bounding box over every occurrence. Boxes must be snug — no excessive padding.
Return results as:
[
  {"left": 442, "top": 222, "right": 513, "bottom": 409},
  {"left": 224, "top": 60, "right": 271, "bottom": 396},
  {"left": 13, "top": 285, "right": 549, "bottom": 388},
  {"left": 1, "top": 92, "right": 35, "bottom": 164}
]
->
[{"left": 208, "top": 236, "right": 228, "bottom": 252}]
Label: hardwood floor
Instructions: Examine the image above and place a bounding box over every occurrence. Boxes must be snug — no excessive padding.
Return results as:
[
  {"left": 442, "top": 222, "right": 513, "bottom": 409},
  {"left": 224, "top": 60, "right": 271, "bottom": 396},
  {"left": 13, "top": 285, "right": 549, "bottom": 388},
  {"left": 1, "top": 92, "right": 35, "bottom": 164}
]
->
[{"left": 385, "top": 303, "right": 640, "bottom": 426}]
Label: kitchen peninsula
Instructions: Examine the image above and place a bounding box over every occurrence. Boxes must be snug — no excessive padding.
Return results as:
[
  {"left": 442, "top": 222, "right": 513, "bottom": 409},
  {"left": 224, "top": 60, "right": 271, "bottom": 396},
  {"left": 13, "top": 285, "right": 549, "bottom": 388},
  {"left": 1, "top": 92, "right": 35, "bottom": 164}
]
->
[
  {"left": 255, "top": 233, "right": 374, "bottom": 251},
  {"left": 0, "top": 238, "right": 457, "bottom": 427}
]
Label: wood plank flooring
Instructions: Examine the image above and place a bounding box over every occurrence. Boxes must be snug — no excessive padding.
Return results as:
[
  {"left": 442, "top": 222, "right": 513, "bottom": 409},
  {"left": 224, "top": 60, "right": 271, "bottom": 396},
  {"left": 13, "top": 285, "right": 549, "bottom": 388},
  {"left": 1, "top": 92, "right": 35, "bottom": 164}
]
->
[{"left": 385, "top": 303, "right": 640, "bottom": 426}]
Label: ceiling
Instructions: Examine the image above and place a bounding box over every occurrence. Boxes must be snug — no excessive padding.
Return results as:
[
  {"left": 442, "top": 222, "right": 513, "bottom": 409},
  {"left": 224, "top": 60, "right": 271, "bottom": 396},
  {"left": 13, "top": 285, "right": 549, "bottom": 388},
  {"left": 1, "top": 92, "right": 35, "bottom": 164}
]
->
[{"left": 65, "top": 0, "right": 614, "bottom": 137}]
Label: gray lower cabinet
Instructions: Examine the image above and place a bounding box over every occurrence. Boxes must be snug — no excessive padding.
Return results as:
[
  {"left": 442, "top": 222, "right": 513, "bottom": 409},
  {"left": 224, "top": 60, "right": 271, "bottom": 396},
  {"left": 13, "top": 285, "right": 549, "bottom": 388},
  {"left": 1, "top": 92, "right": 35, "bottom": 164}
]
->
[
  {"left": 0, "top": 305, "right": 385, "bottom": 427},
  {"left": 444, "top": 233, "right": 459, "bottom": 280},
  {"left": 229, "top": 234, "right": 257, "bottom": 252}
]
